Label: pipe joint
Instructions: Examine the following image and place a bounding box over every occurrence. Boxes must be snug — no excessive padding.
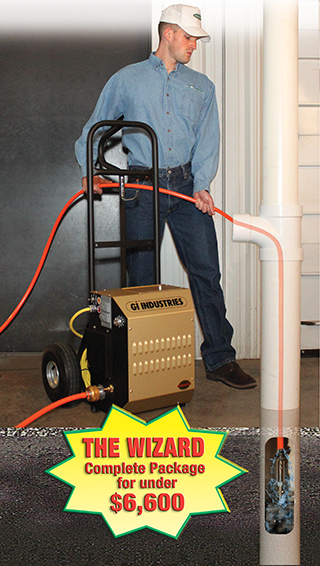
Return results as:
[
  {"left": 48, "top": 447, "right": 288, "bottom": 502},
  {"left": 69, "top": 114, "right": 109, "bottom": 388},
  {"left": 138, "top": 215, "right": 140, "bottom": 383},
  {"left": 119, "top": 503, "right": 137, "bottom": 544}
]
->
[
  {"left": 232, "top": 205, "right": 303, "bottom": 262},
  {"left": 232, "top": 213, "right": 278, "bottom": 248}
]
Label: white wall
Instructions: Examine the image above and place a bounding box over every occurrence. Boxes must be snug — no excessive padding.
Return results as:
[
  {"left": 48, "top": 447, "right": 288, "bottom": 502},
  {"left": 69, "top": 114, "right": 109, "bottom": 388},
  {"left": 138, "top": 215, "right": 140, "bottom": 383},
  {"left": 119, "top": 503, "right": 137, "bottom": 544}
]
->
[{"left": 299, "top": 0, "right": 320, "bottom": 351}]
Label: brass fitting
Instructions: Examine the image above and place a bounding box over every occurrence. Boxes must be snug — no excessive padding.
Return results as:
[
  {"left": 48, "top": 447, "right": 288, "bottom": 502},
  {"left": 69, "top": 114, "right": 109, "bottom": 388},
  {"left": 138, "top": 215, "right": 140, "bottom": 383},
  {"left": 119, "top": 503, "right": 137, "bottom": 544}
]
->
[
  {"left": 85, "top": 385, "right": 101, "bottom": 402},
  {"left": 86, "top": 384, "right": 114, "bottom": 402}
]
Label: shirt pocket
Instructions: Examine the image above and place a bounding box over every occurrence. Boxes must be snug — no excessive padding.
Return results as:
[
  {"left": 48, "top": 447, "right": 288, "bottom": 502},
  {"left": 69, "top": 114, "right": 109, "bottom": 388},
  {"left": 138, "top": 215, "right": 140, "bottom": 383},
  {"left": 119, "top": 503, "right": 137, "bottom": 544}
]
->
[{"left": 180, "top": 85, "right": 204, "bottom": 124}]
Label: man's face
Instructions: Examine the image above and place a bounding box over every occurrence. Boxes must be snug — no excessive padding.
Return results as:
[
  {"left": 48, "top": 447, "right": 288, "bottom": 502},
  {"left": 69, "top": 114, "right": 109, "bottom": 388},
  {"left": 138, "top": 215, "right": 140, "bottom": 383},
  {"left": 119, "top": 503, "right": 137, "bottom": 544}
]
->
[{"left": 167, "top": 27, "right": 198, "bottom": 65}]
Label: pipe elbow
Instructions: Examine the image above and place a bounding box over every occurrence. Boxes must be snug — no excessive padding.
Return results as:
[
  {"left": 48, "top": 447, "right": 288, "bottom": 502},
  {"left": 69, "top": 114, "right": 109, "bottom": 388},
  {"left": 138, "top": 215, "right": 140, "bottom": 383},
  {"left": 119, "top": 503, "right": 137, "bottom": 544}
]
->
[
  {"left": 232, "top": 214, "right": 278, "bottom": 249},
  {"left": 232, "top": 207, "right": 303, "bottom": 262}
]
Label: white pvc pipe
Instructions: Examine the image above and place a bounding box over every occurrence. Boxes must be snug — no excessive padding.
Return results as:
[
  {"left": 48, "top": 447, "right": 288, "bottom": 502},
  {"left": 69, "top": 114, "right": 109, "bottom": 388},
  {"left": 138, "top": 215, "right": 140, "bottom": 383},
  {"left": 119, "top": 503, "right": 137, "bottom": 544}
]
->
[
  {"left": 232, "top": 1, "right": 302, "bottom": 564},
  {"left": 262, "top": 0, "right": 301, "bottom": 559},
  {"left": 233, "top": 207, "right": 303, "bottom": 415},
  {"left": 262, "top": 0, "right": 299, "bottom": 206}
]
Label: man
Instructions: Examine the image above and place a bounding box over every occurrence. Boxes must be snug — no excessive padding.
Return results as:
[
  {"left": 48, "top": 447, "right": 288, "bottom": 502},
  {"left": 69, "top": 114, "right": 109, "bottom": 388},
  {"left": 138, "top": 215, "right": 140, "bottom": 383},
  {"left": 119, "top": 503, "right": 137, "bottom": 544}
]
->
[{"left": 75, "top": 4, "right": 257, "bottom": 389}]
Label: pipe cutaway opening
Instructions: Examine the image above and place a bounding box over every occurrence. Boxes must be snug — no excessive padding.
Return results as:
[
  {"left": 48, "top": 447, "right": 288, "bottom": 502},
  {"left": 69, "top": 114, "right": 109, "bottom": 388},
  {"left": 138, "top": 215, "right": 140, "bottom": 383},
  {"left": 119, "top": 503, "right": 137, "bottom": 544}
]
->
[{"left": 265, "top": 437, "right": 294, "bottom": 534}]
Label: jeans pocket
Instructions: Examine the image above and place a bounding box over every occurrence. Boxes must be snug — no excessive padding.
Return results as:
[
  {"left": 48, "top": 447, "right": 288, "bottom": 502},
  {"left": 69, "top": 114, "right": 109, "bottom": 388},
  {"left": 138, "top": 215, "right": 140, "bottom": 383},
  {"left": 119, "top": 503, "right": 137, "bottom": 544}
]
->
[
  {"left": 184, "top": 169, "right": 194, "bottom": 181},
  {"left": 124, "top": 187, "right": 140, "bottom": 203}
]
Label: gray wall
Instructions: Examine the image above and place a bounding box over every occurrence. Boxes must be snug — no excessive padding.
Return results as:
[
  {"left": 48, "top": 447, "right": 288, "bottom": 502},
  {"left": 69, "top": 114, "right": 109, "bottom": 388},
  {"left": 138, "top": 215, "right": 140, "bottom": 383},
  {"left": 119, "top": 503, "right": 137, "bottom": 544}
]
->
[{"left": 0, "top": 30, "right": 150, "bottom": 352}]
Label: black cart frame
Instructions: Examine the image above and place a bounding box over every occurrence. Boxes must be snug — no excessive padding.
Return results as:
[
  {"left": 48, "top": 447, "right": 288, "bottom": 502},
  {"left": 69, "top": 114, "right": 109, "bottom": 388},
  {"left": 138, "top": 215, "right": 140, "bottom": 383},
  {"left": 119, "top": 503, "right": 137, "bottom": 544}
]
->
[{"left": 86, "top": 120, "right": 161, "bottom": 292}]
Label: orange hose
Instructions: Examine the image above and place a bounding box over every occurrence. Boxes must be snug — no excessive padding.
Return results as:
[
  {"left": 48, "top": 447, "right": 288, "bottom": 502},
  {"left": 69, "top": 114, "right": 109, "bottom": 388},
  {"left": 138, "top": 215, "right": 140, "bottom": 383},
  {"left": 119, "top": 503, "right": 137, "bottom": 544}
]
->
[
  {"left": 15, "top": 391, "right": 88, "bottom": 428},
  {"left": 231, "top": 217, "right": 284, "bottom": 449},
  {"left": 0, "top": 190, "right": 85, "bottom": 335},
  {"left": 6, "top": 181, "right": 284, "bottom": 443}
]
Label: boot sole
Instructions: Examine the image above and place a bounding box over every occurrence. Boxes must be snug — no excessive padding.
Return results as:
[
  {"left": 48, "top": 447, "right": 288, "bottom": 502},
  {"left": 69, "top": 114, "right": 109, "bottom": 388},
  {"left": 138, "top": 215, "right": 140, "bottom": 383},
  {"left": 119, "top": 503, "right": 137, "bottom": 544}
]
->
[{"left": 207, "top": 374, "right": 257, "bottom": 389}]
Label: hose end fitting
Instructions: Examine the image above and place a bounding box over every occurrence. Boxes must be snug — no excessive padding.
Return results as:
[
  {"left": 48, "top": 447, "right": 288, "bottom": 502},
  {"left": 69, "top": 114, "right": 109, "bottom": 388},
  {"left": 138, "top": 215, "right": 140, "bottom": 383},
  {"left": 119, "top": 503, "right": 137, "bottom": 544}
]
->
[
  {"left": 85, "top": 384, "right": 114, "bottom": 402},
  {"left": 86, "top": 384, "right": 106, "bottom": 402}
]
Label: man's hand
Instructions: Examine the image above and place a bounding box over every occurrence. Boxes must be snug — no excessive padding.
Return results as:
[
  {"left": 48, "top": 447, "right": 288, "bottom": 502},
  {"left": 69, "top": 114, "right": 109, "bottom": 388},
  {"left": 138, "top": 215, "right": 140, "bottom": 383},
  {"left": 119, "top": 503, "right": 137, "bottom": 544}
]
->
[
  {"left": 194, "top": 190, "right": 215, "bottom": 216},
  {"left": 81, "top": 176, "right": 113, "bottom": 195}
]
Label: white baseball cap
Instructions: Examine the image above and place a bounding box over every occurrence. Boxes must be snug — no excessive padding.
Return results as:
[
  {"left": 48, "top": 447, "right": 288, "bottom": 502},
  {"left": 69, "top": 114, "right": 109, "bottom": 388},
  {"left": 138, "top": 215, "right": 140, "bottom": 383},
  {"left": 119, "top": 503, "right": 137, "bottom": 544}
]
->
[{"left": 159, "top": 4, "right": 210, "bottom": 43}]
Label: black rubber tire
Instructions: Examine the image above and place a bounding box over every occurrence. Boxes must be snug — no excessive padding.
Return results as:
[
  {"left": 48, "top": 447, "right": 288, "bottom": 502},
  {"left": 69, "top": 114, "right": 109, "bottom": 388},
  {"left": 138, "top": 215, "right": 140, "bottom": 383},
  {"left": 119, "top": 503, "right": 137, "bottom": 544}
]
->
[{"left": 42, "top": 342, "right": 82, "bottom": 403}]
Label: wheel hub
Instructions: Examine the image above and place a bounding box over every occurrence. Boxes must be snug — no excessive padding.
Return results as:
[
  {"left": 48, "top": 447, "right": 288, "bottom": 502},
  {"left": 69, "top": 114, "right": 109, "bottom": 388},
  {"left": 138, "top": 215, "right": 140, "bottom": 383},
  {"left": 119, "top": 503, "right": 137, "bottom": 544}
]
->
[{"left": 46, "top": 361, "right": 60, "bottom": 389}]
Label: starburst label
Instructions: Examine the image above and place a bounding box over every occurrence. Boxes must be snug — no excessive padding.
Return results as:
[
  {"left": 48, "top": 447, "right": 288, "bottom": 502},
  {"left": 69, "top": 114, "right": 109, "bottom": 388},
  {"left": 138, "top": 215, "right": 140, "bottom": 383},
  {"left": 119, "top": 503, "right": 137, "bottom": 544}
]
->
[{"left": 46, "top": 405, "right": 247, "bottom": 538}]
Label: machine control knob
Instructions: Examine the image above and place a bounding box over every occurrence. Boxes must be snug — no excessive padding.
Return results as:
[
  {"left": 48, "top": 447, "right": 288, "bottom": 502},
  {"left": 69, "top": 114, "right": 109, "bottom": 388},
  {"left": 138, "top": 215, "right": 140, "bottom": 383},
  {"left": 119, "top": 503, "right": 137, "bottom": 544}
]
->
[{"left": 113, "top": 315, "right": 126, "bottom": 328}]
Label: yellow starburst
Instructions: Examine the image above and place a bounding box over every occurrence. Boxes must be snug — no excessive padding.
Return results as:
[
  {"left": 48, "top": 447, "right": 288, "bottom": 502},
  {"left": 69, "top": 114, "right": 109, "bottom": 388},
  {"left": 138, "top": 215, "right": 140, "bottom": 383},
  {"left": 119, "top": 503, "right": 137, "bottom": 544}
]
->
[{"left": 47, "top": 405, "right": 247, "bottom": 538}]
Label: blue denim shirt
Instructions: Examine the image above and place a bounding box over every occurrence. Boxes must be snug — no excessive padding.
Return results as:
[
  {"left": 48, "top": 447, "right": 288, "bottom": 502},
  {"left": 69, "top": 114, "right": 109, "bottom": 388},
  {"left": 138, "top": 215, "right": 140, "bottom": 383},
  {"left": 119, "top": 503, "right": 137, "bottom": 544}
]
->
[{"left": 75, "top": 53, "right": 220, "bottom": 194}]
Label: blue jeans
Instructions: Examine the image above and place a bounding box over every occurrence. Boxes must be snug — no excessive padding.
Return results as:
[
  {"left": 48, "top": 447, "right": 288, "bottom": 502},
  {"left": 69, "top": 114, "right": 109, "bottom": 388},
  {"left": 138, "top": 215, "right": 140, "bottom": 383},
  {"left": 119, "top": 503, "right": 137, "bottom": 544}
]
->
[{"left": 125, "top": 163, "right": 236, "bottom": 371}]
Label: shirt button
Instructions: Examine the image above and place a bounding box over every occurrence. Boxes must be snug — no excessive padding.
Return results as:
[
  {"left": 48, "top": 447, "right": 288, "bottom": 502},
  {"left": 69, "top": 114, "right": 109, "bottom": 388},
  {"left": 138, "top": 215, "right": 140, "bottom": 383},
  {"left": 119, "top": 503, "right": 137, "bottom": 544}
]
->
[
  {"left": 167, "top": 112, "right": 169, "bottom": 115},
  {"left": 169, "top": 148, "right": 172, "bottom": 151},
  {"left": 168, "top": 129, "right": 171, "bottom": 132},
  {"left": 167, "top": 93, "right": 169, "bottom": 97}
]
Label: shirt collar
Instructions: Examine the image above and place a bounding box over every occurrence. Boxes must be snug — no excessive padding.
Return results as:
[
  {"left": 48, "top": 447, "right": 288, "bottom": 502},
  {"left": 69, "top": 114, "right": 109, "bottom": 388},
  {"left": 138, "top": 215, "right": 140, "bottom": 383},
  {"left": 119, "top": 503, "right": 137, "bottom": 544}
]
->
[{"left": 148, "top": 52, "right": 181, "bottom": 74}]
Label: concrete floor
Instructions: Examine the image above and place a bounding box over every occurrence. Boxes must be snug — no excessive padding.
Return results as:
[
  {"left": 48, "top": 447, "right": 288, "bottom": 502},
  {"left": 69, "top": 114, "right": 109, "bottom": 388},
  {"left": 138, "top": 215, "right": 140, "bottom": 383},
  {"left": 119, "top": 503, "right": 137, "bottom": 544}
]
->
[{"left": 0, "top": 354, "right": 318, "bottom": 428}]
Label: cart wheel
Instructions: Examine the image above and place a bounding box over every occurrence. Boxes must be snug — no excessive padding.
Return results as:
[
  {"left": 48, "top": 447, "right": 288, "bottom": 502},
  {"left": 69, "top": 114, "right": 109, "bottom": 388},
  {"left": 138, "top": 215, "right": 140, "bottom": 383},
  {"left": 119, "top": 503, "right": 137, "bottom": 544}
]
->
[{"left": 42, "top": 342, "right": 82, "bottom": 403}]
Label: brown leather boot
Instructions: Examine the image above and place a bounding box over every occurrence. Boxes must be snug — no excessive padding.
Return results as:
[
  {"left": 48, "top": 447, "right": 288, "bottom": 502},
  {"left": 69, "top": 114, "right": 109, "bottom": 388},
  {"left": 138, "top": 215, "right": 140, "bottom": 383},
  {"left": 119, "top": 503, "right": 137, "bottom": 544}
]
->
[{"left": 206, "top": 362, "right": 257, "bottom": 389}]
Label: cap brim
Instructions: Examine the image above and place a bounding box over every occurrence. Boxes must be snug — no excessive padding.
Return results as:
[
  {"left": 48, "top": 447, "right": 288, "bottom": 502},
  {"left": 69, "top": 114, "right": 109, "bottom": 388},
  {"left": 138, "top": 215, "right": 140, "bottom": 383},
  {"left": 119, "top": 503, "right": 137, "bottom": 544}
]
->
[{"left": 180, "top": 25, "right": 211, "bottom": 43}]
